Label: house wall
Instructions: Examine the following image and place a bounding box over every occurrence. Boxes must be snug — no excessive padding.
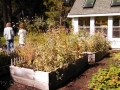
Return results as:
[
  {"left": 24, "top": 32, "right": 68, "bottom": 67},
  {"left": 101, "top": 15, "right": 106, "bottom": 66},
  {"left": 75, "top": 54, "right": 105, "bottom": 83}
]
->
[
  {"left": 72, "top": 17, "right": 79, "bottom": 33},
  {"left": 90, "top": 17, "right": 95, "bottom": 36}
]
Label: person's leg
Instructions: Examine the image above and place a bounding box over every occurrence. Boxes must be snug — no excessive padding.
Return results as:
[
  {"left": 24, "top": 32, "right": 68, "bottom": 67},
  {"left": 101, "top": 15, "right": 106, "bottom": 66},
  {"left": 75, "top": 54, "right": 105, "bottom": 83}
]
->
[
  {"left": 10, "top": 39, "right": 14, "bottom": 52},
  {"left": 6, "top": 40, "right": 10, "bottom": 55}
]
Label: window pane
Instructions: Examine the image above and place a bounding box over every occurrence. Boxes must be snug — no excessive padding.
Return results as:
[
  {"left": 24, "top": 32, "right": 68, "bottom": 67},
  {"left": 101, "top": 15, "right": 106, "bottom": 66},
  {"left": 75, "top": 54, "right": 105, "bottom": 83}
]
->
[
  {"left": 113, "top": 27, "right": 120, "bottom": 38},
  {"left": 111, "top": 0, "right": 120, "bottom": 6},
  {"left": 113, "top": 16, "right": 120, "bottom": 38},
  {"left": 83, "top": 0, "right": 96, "bottom": 8},
  {"left": 113, "top": 16, "right": 120, "bottom": 26}
]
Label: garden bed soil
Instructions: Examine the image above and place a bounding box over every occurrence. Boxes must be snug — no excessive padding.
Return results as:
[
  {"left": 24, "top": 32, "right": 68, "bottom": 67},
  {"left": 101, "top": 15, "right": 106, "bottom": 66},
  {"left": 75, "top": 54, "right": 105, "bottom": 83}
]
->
[{"left": 0, "top": 51, "right": 112, "bottom": 90}]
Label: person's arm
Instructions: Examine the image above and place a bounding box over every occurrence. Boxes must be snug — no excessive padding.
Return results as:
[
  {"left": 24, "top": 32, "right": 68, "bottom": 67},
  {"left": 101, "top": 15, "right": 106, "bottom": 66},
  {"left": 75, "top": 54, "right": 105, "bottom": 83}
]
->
[
  {"left": 3, "top": 28, "right": 7, "bottom": 40},
  {"left": 3, "top": 29, "right": 5, "bottom": 37},
  {"left": 11, "top": 28, "right": 14, "bottom": 36},
  {"left": 10, "top": 28, "right": 14, "bottom": 39},
  {"left": 18, "top": 30, "right": 20, "bottom": 35}
]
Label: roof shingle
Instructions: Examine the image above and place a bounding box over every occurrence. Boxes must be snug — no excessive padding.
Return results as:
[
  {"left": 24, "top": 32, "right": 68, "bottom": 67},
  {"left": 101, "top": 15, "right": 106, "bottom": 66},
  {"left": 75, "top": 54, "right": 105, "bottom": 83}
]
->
[{"left": 69, "top": 0, "right": 120, "bottom": 15}]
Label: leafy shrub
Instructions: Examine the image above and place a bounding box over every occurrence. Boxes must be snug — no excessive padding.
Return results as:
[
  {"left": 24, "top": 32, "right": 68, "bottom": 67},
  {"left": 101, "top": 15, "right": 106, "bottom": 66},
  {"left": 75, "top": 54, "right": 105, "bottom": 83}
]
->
[
  {"left": 15, "top": 29, "right": 110, "bottom": 72},
  {"left": 77, "top": 31, "right": 110, "bottom": 52},
  {"left": 88, "top": 52, "right": 120, "bottom": 90},
  {"left": 110, "top": 52, "right": 120, "bottom": 66},
  {"left": 88, "top": 66, "right": 120, "bottom": 90}
]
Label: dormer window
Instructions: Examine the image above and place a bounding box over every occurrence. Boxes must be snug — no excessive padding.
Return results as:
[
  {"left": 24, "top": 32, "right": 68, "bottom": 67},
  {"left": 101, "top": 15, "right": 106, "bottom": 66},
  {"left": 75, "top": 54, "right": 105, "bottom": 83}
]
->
[
  {"left": 83, "top": 0, "right": 96, "bottom": 8},
  {"left": 111, "top": 0, "right": 120, "bottom": 6}
]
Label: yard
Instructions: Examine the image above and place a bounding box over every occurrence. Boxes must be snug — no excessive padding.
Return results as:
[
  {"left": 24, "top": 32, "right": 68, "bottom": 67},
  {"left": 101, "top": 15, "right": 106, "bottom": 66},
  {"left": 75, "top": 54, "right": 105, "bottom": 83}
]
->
[
  {"left": 0, "top": 50, "right": 118, "bottom": 90},
  {"left": 0, "top": 29, "right": 119, "bottom": 90}
]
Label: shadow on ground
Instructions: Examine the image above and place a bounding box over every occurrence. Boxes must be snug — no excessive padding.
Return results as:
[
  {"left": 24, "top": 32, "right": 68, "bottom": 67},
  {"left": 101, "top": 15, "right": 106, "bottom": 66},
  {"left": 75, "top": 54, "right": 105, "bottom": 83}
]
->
[{"left": 0, "top": 71, "right": 13, "bottom": 90}]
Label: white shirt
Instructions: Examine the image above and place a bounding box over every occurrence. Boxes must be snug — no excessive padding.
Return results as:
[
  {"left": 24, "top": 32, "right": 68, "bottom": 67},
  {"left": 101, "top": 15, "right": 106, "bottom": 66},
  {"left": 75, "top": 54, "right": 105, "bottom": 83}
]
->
[
  {"left": 18, "top": 29, "right": 26, "bottom": 44},
  {"left": 4, "top": 27, "right": 14, "bottom": 40}
]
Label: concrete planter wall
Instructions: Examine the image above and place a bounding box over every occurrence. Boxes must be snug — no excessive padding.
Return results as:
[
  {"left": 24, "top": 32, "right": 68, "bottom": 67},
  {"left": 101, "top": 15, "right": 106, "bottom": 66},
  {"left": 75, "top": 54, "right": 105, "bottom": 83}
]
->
[
  {"left": 10, "top": 66, "right": 49, "bottom": 90},
  {"left": 10, "top": 51, "right": 109, "bottom": 90}
]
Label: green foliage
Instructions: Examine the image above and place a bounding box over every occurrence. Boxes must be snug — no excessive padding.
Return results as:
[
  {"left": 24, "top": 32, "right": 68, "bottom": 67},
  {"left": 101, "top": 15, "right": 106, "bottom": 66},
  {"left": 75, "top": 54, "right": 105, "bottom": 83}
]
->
[
  {"left": 0, "top": 0, "right": 73, "bottom": 32},
  {"left": 0, "top": 37, "right": 6, "bottom": 44},
  {"left": 18, "top": 16, "right": 47, "bottom": 33},
  {"left": 113, "top": 52, "right": 120, "bottom": 62},
  {"left": 88, "top": 66, "right": 120, "bottom": 90},
  {"left": 1, "top": 36, "right": 19, "bottom": 45},
  {"left": 108, "top": 51, "right": 120, "bottom": 68},
  {"left": 43, "top": 0, "right": 71, "bottom": 26},
  {"left": 77, "top": 31, "right": 110, "bottom": 52},
  {"left": 78, "top": 29, "right": 89, "bottom": 37}
]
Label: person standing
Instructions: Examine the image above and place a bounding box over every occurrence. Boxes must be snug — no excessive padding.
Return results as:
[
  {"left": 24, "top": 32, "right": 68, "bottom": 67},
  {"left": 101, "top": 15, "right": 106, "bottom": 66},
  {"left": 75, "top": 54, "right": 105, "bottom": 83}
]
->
[
  {"left": 18, "top": 23, "right": 27, "bottom": 47},
  {"left": 3, "top": 22, "right": 14, "bottom": 55}
]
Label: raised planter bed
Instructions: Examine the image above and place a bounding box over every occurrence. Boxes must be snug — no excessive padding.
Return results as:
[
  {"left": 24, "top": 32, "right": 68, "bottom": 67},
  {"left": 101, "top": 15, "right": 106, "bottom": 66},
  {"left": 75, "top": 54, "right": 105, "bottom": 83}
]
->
[
  {"left": 0, "top": 65, "right": 10, "bottom": 76},
  {"left": 0, "top": 53, "right": 12, "bottom": 76},
  {"left": 10, "top": 51, "right": 109, "bottom": 90}
]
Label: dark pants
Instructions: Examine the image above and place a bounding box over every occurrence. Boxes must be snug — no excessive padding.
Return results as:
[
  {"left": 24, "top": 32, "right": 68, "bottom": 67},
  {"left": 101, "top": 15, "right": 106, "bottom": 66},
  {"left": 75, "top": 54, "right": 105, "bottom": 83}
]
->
[{"left": 6, "top": 39, "right": 14, "bottom": 55}]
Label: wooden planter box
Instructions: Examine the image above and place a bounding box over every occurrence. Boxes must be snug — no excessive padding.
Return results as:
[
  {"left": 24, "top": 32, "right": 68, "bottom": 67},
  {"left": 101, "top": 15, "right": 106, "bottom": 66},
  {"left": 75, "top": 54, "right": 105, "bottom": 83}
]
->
[{"left": 10, "top": 51, "right": 109, "bottom": 90}]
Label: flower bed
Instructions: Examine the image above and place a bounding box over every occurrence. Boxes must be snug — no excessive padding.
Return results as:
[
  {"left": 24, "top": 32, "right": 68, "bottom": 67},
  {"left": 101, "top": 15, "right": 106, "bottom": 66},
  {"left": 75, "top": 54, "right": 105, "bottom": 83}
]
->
[
  {"left": 10, "top": 51, "right": 109, "bottom": 90},
  {"left": 10, "top": 30, "right": 110, "bottom": 90}
]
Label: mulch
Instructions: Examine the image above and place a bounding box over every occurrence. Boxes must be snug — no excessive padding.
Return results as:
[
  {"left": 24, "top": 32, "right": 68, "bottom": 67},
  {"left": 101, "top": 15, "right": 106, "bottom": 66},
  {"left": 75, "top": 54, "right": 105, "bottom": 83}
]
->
[{"left": 0, "top": 52, "right": 113, "bottom": 90}]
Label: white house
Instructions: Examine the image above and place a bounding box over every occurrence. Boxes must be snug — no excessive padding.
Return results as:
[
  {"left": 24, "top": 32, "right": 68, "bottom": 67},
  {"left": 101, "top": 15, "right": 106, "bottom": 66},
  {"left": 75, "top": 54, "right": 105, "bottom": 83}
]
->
[{"left": 68, "top": 0, "right": 120, "bottom": 49}]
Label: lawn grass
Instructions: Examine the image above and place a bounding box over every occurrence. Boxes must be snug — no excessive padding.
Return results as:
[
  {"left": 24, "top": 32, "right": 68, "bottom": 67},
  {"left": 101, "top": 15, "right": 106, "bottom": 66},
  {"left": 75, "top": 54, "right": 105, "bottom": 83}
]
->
[
  {"left": 0, "top": 37, "right": 6, "bottom": 45},
  {"left": 0, "top": 36, "right": 19, "bottom": 45}
]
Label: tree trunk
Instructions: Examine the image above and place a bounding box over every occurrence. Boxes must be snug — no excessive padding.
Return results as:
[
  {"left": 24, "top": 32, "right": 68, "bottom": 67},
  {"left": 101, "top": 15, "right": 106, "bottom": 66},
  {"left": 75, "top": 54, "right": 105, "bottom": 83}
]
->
[
  {"left": 3, "top": 0, "right": 7, "bottom": 27},
  {"left": 6, "top": 0, "right": 12, "bottom": 22},
  {"left": 2, "top": 0, "right": 12, "bottom": 27}
]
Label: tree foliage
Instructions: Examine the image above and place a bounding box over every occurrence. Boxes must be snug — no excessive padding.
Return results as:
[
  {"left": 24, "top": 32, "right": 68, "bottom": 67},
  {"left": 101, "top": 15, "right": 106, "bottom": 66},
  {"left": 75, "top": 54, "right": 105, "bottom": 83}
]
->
[
  {"left": 0, "top": 0, "right": 75, "bottom": 31},
  {"left": 43, "top": 0, "right": 74, "bottom": 27}
]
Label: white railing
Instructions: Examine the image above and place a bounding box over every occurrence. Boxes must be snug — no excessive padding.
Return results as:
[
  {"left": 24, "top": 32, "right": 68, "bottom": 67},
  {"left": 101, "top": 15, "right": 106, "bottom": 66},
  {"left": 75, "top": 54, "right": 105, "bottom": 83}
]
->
[{"left": 11, "top": 57, "right": 26, "bottom": 66}]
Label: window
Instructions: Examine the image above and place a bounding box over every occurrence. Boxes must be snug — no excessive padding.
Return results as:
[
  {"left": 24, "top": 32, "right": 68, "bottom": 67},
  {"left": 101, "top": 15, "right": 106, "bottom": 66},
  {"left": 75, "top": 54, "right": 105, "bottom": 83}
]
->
[
  {"left": 83, "top": 0, "right": 96, "bottom": 8},
  {"left": 111, "top": 0, "right": 120, "bottom": 6},
  {"left": 95, "top": 17, "right": 108, "bottom": 35},
  {"left": 113, "top": 16, "right": 120, "bottom": 38}
]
